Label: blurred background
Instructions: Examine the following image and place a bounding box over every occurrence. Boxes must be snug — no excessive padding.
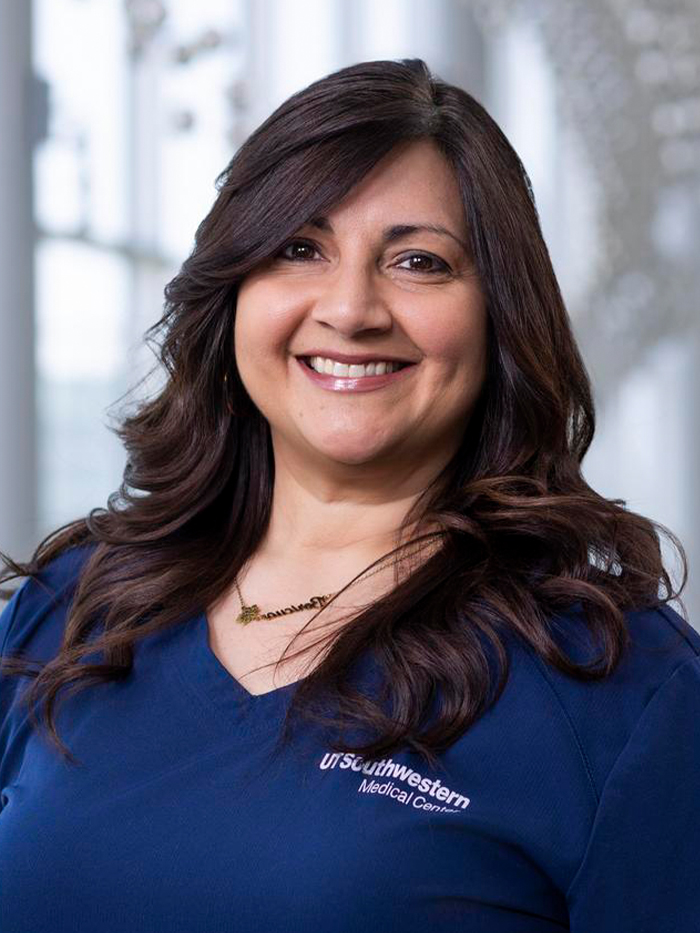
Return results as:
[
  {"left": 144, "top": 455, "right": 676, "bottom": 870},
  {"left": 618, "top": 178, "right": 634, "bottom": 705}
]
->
[{"left": 1, "top": 0, "right": 698, "bottom": 626}]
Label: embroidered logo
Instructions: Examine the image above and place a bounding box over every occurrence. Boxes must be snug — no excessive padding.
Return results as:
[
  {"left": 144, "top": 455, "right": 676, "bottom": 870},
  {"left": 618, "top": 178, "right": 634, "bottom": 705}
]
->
[{"left": 318, "top": 751, "right": 470, "bottom": 813}]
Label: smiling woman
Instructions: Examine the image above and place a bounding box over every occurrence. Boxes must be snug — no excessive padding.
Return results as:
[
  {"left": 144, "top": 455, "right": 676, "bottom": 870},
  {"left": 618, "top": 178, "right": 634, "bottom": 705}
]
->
[
  {"left": 234, "top": 138, "right": 487, "bottom": 490},
  {"left": 1, "top": 58, "right": 699, "bottom": 933}
]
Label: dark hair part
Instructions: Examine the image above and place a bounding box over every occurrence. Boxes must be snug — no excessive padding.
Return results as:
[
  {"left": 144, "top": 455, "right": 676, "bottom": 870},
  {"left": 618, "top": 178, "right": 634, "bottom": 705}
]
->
[{"left": 1, "top": 58, "right": 687, "bottom": 771}]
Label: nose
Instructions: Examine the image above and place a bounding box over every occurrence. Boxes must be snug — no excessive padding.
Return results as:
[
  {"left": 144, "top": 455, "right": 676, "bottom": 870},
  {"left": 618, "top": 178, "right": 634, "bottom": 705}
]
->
[{"left": 309, "top": 260, "right": 393, "bottom": 336}]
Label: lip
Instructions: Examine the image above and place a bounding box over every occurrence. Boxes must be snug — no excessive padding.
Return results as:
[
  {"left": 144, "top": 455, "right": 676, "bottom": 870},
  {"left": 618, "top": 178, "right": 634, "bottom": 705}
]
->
[
  {"left": 295, "top": 356, "right": 418, "bottom": 392},
  {"left": 294, "top": 350, "right": 416, "bottom": 365}
]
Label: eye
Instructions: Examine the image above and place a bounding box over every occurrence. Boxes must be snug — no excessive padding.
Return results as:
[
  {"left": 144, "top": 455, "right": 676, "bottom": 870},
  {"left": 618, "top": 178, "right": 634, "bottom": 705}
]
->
[
  {"left": 275, "top": 239, "right": 321, "bottom": 262},
  {"left": 396, "top": 253, "right": 451, "bottom": 276},
  {"left": 273, "top": 239, "right": 451, "bottom": 276}
]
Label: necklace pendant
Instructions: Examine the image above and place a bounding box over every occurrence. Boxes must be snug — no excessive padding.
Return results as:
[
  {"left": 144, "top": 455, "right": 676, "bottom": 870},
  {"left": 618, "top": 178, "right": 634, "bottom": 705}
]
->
[{"left": 237, "top": 604, "right": 261, "bottom": 625}]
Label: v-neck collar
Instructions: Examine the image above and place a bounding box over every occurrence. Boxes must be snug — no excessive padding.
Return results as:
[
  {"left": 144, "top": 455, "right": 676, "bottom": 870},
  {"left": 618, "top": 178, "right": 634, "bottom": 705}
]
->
[
  {"left": 175, "top": 610, "right": 300, "bottom": 735},
  {"left": 172, "top": 609, "right": 382, "bottom": 738}
]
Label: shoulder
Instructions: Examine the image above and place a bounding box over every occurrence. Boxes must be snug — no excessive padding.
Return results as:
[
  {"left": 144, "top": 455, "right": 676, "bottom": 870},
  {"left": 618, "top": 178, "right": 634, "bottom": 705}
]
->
[
  {"left": 516, "top": 601, "right": 699, "bottom": 801},
  {"left": 560, "top": 611, "right": 700, "bottom": 923},
  {"left": 533, "top": 599, "right": 699, "bottom": 688},
  {"left": 0, "top": 542, "right": 98, "bottom": 661}
]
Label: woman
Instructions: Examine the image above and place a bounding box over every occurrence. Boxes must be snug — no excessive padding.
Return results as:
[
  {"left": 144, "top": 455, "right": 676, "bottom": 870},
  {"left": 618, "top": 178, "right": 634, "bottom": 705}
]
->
[{"left": 1, "top": 58, "right": 698, "bottom": 932}]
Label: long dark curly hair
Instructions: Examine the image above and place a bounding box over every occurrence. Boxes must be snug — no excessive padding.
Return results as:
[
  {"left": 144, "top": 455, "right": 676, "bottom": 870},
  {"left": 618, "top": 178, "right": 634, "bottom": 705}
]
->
[{"left": 0, "top": 58, "right": 687, "bottom": 771}]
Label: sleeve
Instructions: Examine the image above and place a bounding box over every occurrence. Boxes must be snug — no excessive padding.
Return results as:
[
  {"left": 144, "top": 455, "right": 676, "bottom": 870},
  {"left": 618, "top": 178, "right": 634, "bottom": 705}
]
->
[
  {"left": 0, "top": 582, "right": 29, "bottom": 716},
  {"left": 0, "top": 591, "right": 16, "bottom": 650},
  {"left": 0, "top": 582, "right": 33, "bottom": 798},
  {"left": 566, "top": 654, "right": 700, "bottom": 933}
]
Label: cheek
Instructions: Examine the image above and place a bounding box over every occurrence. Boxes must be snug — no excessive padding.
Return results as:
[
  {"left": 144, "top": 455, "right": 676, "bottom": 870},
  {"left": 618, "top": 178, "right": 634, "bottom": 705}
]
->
[
  {"left": 233, "top": 295, "right": 271, "bottom": 397},
  {"left": 421, "top": 315, "right": 488, "bottom": 377},
  {"left": 234, "top": 288, "right": 292, "bottom": 363}
]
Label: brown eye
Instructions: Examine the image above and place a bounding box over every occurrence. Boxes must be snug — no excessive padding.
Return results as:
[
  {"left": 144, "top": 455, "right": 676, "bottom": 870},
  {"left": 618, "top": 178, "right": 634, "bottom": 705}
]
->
[
  {"left": 276, "top": 239, "right": 320, "bottom": 262},
  {"left": 397, "top": 253, "right": 450, "bottom": 275}
]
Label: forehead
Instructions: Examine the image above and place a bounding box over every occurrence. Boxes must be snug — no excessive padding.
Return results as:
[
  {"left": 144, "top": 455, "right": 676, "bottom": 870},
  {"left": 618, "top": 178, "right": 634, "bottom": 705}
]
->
[{"left": 318, "top": 139, "right": 467, "bottom": 235}]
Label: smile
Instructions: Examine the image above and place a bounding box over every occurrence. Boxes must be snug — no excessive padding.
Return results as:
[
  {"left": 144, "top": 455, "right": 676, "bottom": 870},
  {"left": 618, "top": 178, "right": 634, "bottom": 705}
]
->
[{"left": 296, "top": 356, "right": 418, "bottom": 393}]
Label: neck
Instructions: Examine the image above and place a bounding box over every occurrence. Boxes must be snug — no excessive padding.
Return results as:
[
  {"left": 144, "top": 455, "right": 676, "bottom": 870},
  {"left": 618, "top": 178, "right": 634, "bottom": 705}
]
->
[
  {"left": 258, "top": 474, "right": 438, "bottom": 565},
  {"left": 248, "top": 434, "right": 452, "bottom": 595}
]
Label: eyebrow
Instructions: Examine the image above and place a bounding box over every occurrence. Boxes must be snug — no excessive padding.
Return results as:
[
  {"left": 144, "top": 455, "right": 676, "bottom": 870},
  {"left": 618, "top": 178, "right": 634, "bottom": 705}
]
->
[{"left": 305, "top": 216, "right": 470, "bottom": 255}]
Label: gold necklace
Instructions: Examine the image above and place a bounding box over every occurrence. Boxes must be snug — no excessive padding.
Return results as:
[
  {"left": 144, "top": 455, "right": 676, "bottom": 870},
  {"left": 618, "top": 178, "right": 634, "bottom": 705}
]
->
[{"left": 233, "top": 542, "right": 434, "bottom": 625}]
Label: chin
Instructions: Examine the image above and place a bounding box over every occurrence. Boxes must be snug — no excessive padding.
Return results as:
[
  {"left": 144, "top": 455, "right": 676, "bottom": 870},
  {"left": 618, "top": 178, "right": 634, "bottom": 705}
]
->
[
  {"left": 313, "top": 445, "right": 382, "bottom": 465},
  {"left": 308, "top": 434, "right": 401, "bottom": 465}
]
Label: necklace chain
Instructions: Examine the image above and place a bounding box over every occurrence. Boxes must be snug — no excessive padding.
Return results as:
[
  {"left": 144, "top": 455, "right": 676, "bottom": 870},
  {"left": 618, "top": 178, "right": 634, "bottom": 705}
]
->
[{"left": 233, "top": 541, "right": 435, "bottom": 625}]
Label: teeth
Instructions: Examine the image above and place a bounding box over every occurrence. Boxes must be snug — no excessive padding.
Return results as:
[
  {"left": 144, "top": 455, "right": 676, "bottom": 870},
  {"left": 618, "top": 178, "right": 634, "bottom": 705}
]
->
[{"left": 308, "top": 357, "right": 403, "bottom": 377}]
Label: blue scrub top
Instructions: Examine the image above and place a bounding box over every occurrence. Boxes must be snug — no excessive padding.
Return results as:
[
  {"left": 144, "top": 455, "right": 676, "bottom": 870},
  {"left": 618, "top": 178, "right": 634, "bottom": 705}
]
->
[{"left": 1, "top": 543, "right": 699, "bottom": 932}]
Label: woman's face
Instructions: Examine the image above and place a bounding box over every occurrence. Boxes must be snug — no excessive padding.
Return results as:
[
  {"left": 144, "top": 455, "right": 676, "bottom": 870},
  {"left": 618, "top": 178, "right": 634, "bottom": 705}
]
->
[{"left": 234, "top": 139, "right": 488, "bottom": 474}]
